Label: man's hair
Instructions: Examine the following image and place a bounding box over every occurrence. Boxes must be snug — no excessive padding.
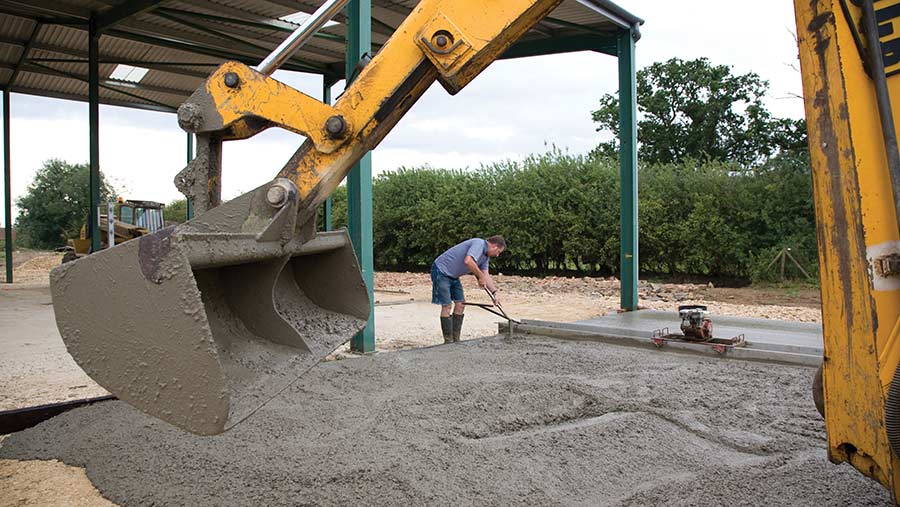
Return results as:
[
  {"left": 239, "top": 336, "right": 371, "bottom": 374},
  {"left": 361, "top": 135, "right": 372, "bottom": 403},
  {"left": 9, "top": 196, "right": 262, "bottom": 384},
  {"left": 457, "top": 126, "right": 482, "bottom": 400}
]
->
[{"left": 487, "top": 235, "right": 506, "bottom": 249}]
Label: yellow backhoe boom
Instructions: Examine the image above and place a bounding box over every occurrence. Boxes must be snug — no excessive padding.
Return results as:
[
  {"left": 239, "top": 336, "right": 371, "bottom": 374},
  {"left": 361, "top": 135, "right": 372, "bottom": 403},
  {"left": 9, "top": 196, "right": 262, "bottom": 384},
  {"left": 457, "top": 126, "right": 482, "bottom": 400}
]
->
[{"left": 49, "top": 0, "right": 564, "bottom": 436}]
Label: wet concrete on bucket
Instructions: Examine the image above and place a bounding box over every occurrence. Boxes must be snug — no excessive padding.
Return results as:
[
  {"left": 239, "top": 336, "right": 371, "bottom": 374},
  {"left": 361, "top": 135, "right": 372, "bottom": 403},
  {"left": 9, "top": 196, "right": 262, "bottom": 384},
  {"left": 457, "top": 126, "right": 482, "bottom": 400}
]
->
[{"left": 0, "top": 335, "right": 890, "bottom": 506}]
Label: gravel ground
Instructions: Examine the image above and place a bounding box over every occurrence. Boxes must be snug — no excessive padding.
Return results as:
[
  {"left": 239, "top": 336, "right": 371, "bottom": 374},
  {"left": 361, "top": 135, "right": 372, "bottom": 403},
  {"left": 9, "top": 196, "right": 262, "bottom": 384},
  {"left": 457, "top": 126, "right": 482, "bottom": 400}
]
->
[
  {"left": 375, "top": 271, "right": 823, "bottom": 322},
  {"left": 0, "top": 335, "right": 888, "bottom": 506}
]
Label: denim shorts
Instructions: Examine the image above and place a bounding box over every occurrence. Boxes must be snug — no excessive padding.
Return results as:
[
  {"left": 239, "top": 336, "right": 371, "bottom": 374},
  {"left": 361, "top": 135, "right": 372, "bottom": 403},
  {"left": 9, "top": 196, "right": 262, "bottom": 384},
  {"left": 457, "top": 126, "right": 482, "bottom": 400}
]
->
[{"left": 431, "top": 262, "right": 464, "bottom": 305}]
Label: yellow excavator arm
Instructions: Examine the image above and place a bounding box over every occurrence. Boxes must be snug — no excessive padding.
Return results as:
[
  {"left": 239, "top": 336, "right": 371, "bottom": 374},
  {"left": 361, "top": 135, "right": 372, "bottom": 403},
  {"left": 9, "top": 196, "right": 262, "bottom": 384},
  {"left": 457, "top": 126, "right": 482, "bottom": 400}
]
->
[
  {"left": 49, "top": 0, "right": 565, "bottom": 436},
  {"left": 174, "top": 0, "right": 563, "bottom": 221},
  {"left": 797, "top": 0, "right": 900, "bottom": 502}
]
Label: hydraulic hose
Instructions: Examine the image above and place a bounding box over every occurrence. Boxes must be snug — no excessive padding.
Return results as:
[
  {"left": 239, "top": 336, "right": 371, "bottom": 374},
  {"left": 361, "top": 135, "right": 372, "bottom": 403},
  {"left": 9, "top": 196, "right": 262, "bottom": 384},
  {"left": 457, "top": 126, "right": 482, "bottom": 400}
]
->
[
  {"left": 887, "top": 362, "right": 900, "bottom": 456},
  {"left": 859, "top": 0, "right": 900, "bottom": 456},
  {"left": 859, "top": 0, "right": 900, "bottom": 233}
]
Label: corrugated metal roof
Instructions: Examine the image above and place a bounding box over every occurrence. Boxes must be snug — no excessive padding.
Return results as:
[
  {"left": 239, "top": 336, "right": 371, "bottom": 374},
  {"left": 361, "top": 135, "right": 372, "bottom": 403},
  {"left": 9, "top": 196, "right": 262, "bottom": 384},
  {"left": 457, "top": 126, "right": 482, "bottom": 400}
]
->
[{"left": 0, "top": 0, "right": 642, "bottom": 113}]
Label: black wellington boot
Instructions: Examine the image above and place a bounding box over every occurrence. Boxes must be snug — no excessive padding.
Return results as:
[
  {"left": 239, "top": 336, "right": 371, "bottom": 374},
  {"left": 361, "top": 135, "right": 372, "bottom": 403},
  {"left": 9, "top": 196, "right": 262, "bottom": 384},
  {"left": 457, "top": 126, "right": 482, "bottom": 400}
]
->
[
  {"left": 440, "top": 316, "right": 453, "bottom": 344},
  {"left": 452, "top": 313, "right": 464, "bottom": 342}
]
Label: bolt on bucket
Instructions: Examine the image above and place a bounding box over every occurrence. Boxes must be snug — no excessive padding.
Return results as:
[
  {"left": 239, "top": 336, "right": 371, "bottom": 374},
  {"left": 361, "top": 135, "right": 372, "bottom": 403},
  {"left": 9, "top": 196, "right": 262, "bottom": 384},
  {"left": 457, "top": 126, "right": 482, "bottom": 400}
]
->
[{"left": 50, "top": 181, "right": 369, "bottom": 435}]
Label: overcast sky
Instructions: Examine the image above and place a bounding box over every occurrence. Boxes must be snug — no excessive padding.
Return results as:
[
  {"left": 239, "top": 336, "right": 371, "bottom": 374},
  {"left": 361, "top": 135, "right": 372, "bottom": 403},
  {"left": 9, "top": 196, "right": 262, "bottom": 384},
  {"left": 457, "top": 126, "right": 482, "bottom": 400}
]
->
[{"left": 3, "top": 0, "right": 804, "bottom": 226}]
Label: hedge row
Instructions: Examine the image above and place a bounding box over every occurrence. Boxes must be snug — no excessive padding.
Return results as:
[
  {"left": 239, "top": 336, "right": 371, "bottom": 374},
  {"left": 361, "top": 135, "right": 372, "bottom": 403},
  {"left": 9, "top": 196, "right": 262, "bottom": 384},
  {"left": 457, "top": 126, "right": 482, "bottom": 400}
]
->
[{"left": 323, "top": 150, "right": 817, "bottom": 281}]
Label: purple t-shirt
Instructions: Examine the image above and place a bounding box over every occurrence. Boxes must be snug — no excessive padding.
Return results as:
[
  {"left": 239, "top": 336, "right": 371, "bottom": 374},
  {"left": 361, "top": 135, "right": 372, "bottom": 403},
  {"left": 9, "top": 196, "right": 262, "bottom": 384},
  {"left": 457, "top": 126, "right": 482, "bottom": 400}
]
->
[{"left": 434, "top": 238, "right": 489, "bottom": 278}]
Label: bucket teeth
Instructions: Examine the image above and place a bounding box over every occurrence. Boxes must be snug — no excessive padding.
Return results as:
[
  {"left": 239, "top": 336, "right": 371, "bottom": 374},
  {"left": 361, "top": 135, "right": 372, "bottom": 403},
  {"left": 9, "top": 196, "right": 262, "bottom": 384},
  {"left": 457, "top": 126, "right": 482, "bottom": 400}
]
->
[{"left": 51, "top": 223, "right": 369, "bottom": 436}]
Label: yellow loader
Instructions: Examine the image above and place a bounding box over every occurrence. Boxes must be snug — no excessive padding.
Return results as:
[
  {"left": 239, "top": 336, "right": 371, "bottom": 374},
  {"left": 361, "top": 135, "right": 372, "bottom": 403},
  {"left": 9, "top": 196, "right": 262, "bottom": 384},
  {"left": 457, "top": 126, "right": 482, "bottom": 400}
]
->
[
  {"left": 44, "top": 0, "right": 900, "bottom": 503},
  {"left": 63, "top": 199, "right": 165, "bottom": 262}
]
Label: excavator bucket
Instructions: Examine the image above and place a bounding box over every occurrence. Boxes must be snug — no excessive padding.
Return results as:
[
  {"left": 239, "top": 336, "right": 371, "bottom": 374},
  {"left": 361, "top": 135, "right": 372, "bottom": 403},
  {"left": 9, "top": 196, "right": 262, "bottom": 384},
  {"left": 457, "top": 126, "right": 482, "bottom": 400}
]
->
[
  {"left": 50, "top": 181, "right": 369, "bottom": 435},
  {"left": 48, "top": 0, "right": 572, "bottom": 436}
]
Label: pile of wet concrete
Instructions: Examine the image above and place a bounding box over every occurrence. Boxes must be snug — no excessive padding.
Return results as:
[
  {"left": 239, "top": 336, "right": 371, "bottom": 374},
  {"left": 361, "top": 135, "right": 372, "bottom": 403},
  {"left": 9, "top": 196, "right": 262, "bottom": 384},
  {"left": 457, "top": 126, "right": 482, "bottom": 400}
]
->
[{"left": 0, "top": 335, "right": 890, "bottom": 506}]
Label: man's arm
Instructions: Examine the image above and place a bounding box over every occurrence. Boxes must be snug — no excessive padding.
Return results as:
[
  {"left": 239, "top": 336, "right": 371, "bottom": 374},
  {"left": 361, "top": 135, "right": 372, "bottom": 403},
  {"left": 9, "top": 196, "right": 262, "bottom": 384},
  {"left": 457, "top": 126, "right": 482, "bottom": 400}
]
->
[
  {"left": 479, "top": 266, "right": 501, "bottom": 305},
  {"left": 463, "top": 256, "right": 498, "bottom": 294},
  {"left": 481, "top": 268, "right": 497, "bottom": 293},
  {"left": 464, "top": 256, "right": 491, "bottom": 289}
]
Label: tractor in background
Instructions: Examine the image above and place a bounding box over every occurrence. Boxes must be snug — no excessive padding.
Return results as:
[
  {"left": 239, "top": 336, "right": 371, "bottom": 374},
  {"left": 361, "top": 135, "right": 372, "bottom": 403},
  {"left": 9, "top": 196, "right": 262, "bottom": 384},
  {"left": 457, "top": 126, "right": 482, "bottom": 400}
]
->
[{"left": 62, "top": 198, "right": 165, "bottom": 263}]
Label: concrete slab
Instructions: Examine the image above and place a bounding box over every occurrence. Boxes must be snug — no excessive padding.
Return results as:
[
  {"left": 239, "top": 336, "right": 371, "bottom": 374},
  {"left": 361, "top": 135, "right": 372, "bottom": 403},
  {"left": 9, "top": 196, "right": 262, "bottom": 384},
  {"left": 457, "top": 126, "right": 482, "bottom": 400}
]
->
[{"left": 504, "top": 309, "right": 823, "bottom": 366}]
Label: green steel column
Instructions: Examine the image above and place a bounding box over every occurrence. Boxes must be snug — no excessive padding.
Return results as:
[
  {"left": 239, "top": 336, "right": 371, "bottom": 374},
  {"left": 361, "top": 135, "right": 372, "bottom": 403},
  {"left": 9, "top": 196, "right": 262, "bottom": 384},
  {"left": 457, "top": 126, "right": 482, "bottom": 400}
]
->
[
  {"left": 323, "top": 78, "right": 333, "bottom": 232},
  {"left": 617, "top": 28, "right": 638, "bottom": 311},
  {"left": 346, "top": 0, "right": 374, "bottom": 353},
  {"left": 3, "top": 89, "right": 11, "bottom": 283},
  {"left": 186, "top": 132, "right": 194, "bottom": 219},
  {"left": 88, "top": 19, "right": 101, "bottom": 252}
]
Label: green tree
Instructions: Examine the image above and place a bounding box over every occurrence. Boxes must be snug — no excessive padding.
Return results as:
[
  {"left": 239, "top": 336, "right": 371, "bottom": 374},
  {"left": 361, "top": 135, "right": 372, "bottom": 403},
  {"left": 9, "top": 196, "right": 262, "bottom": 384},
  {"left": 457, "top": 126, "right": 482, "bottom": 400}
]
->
[
  {"left": 15, "top": 159, "right": 116, "bottom": 249},
  {"left": 592, "top": 57, "right": 807, "bottom": 167},
  {"left": 164, "top": 198, "right": 188, "bottom": 224}
]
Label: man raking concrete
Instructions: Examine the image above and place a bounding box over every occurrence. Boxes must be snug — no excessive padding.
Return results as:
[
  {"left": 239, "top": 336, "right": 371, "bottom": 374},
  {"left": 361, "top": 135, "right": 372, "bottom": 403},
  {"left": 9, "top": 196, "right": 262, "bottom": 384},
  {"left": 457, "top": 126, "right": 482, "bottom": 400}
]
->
[{"left": 431, "top": 236, "right": 506, "bottom": 343}]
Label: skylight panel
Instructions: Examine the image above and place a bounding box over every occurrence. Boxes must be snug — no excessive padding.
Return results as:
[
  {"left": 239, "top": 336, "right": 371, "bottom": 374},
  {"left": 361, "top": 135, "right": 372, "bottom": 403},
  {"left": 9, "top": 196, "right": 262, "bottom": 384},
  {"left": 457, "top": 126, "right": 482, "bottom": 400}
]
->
[
  {"left": 109, "top": 64, "right": 149, "bottom": 83},
  {"left": 279, "top": 11, "right": 340, "bottom": 27}
]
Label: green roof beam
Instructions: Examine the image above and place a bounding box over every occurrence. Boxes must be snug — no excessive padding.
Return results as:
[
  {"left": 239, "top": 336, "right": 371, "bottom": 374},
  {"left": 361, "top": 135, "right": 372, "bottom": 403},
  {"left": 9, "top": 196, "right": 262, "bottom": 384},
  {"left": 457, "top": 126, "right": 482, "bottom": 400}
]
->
[
  {"left": 153, "top": 9, "right": 344, "bottom": 62},
  {"left": 154, "top": 6, "right": 347, "bottom": 43},
  {"left": 14, "top": 61, "right": 193, "bottom": 96},
  {"left": 26, "top": 57, "right": 211, "bottom": 79},
  {"left": 345, "top": 0, "right": 375, "bottom": 354},
  {"left": 0, "top": 0, "right": 87, "bottom": 19},
  {"left": 3, "top": 89, "right": 11, "bottom": 283},
  {"left": 153, "top": 10, "right": 293, "bottom": 60},
  {"left": 26, "top": 60, "right": 177, "bottom": 110},
  {"left": 617, "top": 27, "right": 638, "bottom": 311},
  {"left": 500, "top": 34, "right": 617, "bottom": 59},
  {"left": 96, "top": 0, "right": 164, "bottom": 32},
  {"left": 9, "top": 22, "right": 41, "bottom": 87},
  {"left": 323, "top": 79, "right": 333, "bottom": 232},
  {"left": 88, "top": 20, "right": 100, "bottom": 253},
  {"left": 543, "top": 16, "right": 611, "bottom": 35},
  {"left": 8, "top": 85, "right": 176, "bottom": 113},
  {"left": 0, "top": 5, "right": 86, "bottom": 26},
  {"left": 105, "top": 28, "right": 328, "bottom": 74},
  {"left": 265, "top": 0, "right": 395, "bottom": 38},
  {"left": 28, "top": 57, "right": 215, "bottom": 67}
]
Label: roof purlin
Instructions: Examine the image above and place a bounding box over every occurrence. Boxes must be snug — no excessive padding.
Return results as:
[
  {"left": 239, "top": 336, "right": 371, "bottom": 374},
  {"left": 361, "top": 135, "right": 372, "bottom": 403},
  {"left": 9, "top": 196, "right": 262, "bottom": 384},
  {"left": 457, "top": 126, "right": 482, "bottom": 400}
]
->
[
  {"left": 95, "top": 0, "right": 165, "bottom": 31},
  {"left": 8, "top": 19, "right": 38, "bottom": 86},
  {"left": 25, "top": 60, "right": 177, "bottom": 109}
]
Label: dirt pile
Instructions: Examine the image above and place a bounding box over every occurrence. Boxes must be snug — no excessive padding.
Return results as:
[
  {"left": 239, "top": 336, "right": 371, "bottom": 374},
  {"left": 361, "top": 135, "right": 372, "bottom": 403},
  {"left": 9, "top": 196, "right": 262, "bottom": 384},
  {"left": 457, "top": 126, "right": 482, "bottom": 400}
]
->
[
  {"left": 2, "top": 252, "right": 64, "bottom": 285},
  {"left": 0, "top": 458, "right": 115, "bottom": 507}
]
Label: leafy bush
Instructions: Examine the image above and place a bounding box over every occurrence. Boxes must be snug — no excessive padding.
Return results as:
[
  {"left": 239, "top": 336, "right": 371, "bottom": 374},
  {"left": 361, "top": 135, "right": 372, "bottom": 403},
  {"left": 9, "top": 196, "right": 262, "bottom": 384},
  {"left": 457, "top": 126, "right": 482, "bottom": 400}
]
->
[
  {"left": 164, "top": 198, "right": 188, "bottom": 224},
  {"left": 326, "top": 149, "right": 817, "bottom": 281}
]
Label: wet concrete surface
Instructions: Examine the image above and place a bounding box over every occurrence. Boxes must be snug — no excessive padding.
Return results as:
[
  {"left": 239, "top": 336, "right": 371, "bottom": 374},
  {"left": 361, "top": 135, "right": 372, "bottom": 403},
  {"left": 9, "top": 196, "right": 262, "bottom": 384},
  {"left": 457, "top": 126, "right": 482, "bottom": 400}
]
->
[{"left": 0, "top": 334, "right": 890, "bottom": 506}]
